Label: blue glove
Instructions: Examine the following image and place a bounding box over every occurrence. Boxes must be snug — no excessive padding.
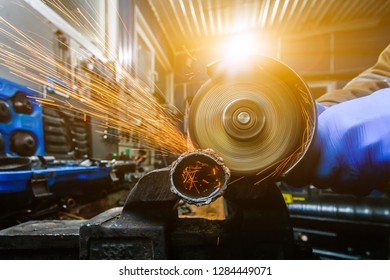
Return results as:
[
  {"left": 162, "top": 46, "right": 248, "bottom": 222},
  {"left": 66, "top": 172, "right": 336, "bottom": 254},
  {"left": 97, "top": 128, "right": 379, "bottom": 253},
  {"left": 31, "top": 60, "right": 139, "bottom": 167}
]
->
[{"left": 287, "top": 88, "right": 390, "bottom": 196}]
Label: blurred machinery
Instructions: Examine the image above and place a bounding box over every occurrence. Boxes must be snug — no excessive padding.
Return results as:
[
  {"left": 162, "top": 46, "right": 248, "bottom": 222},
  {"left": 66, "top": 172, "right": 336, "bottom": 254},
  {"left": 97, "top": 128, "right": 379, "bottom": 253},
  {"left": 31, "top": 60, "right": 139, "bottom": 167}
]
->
[
  {"left": 279, "top": 183, "right": 390, "bottom": 259},
  {"left": 0, "top": 76, "right": 137, "bottom": 228}
]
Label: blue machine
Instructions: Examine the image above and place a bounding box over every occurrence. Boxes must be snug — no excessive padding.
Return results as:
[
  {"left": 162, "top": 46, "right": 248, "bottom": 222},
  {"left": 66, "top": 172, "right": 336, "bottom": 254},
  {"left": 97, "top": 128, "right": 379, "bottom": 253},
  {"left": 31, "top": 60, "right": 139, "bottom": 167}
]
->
[
  {"left": 0, "top": 78, "right": 44, "bottom": 156},
  {"left": 0, "top": 164, "right": 111, "bottom": 194},
  {"left": 0, "top": 78, "right": 134, "bottom": 225},
  {"left": 0, "top": 160, "right": 112, "bottom": 213}
]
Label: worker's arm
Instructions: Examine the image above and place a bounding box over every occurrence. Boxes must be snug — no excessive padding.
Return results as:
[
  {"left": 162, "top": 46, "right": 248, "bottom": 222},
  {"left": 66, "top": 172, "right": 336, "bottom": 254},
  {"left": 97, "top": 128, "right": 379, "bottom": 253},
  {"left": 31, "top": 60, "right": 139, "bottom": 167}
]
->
[
  {"left": 318, "top": 44, "right": 390, "bottom": 106},
  {"left": 286, "top": 88, "right": 390, "bottom": 196},
  {"left": 286, "top": 45, "right": 390, "bottom": 195}
]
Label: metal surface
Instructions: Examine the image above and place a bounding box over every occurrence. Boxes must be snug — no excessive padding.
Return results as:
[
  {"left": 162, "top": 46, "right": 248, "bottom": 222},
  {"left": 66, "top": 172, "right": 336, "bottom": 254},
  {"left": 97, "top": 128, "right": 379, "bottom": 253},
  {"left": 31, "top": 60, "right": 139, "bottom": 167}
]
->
[
  {"left": 188, "top": 56, "right": 316, "bottom": 177},
  {"left": 79, "top": 168, "right": 179, "bottom": 259},
  {"left": 279, "top": 183, "right": 390, "bottom": 259},
  {"left": 287, "top": 194, "right": 390, "bottom": 225},
  {"left": 78, "top": 167, "right": 297, "bottom": 259},
  {"left": 0, "top": 220, "right": 83, "bottom": 259}
]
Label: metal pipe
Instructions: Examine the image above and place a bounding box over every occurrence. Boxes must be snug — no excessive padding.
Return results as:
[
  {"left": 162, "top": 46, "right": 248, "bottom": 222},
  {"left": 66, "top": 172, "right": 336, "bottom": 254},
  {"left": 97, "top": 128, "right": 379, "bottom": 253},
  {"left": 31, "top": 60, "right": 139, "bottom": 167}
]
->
[{"left": 170, "top": 149, "right": 230, "bottom": 206}]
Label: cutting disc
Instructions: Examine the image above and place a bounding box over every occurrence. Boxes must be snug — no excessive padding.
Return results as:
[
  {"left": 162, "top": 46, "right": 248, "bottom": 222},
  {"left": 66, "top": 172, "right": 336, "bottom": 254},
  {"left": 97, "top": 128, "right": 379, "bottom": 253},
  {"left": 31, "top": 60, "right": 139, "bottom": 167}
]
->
[{"left": 188, "top": 57, "right": 315, "bottom": 177}]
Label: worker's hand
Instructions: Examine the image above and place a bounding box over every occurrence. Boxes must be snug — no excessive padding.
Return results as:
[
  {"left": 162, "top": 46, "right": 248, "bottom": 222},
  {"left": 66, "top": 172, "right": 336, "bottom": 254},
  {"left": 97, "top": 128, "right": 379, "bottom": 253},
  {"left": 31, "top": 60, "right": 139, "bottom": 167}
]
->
[{"left": 286, "top": 88, "right": 390, "bottom": 196}]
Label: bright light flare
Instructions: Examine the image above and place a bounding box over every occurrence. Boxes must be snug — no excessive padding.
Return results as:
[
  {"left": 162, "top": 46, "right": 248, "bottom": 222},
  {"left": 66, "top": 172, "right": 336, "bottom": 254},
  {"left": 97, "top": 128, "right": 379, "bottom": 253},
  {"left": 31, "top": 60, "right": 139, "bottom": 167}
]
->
[{"left": 223, "top": 32, "right": 264, "bottom": 66}]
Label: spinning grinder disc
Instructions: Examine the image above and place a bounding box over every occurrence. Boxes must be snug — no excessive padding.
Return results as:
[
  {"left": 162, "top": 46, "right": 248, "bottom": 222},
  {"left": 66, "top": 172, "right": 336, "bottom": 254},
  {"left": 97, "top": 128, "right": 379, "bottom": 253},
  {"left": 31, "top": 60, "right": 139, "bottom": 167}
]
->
[{"left": 188, "top": 56, "right": 316, "bottom": 177}]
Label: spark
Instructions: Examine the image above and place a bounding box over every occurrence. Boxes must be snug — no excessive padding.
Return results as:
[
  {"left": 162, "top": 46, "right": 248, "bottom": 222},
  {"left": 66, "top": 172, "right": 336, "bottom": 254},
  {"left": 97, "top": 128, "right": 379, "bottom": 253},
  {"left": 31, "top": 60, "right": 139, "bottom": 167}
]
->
[
  {"left": 182, "top": 164, "right": 202, "bottom": 194},
  {"left": 227, "top": 176, "right": 245, "bottom": 186},
  {"left": 0, "top": 2, "right": 192, "bottom": 156}
]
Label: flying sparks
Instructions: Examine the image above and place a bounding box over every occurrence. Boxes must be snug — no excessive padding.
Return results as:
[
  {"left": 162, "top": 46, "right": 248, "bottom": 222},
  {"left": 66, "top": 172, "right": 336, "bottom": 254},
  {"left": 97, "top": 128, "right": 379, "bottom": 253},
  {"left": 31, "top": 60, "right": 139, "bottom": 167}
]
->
[{"left": 0, "top": 1, "right": 192, "bottom": 156}]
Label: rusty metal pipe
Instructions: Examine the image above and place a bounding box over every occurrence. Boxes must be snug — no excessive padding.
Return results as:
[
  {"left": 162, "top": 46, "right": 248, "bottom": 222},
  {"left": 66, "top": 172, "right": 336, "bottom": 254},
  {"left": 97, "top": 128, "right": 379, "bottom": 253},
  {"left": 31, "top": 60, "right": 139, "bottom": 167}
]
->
[{"left": 169, "top": 149, "right": 230, "bottom": 206}]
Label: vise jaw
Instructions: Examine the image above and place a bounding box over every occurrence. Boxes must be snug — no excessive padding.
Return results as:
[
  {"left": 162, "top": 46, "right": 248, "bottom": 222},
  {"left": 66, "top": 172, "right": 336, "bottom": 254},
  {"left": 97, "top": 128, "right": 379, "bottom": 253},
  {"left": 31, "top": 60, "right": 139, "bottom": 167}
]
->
[{"left": 80, "top": 166, "right": 297, "bottom": 259}]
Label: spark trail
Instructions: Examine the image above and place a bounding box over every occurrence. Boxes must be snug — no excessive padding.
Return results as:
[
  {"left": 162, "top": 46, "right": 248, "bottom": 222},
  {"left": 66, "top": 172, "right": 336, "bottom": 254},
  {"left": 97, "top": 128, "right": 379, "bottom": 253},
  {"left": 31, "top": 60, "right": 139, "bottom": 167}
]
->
[{"left": 0, "top": 1, "right": 192, "bottom": 156}]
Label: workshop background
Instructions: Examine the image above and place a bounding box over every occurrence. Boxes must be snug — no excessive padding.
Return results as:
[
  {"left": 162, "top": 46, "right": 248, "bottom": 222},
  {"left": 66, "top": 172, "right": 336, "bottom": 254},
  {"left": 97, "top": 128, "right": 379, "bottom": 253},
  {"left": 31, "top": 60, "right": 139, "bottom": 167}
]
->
[{"left": 0, "top": 0, "right": 390, "bottom": 260}]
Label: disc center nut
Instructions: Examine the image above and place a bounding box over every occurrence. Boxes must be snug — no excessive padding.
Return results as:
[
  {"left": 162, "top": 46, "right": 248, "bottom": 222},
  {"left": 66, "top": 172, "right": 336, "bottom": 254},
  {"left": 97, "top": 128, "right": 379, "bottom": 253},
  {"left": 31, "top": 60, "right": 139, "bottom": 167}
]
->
[
  {"left": 237, "top": 111, "right": 251, "bottom": 125},
  {"left": 222, "top": 99, "right": 266, "bottom": 140}
]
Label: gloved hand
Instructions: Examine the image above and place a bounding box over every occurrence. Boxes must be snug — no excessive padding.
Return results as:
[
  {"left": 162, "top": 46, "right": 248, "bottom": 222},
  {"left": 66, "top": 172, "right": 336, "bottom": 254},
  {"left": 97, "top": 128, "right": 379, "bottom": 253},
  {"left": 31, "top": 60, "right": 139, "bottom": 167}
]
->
[{"left": 286, "top": 88, "right": 390, "bottom": 196}]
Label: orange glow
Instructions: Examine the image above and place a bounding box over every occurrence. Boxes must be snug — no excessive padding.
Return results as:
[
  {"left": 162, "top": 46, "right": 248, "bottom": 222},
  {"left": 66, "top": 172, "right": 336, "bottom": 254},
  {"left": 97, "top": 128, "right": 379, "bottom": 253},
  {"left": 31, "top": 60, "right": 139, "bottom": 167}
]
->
[
  {"left": 223, "top": 32, "right": 265, "bottom": 66},
  {"left": 0, "top": 4, "right": 191, "bottom": 155}
]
